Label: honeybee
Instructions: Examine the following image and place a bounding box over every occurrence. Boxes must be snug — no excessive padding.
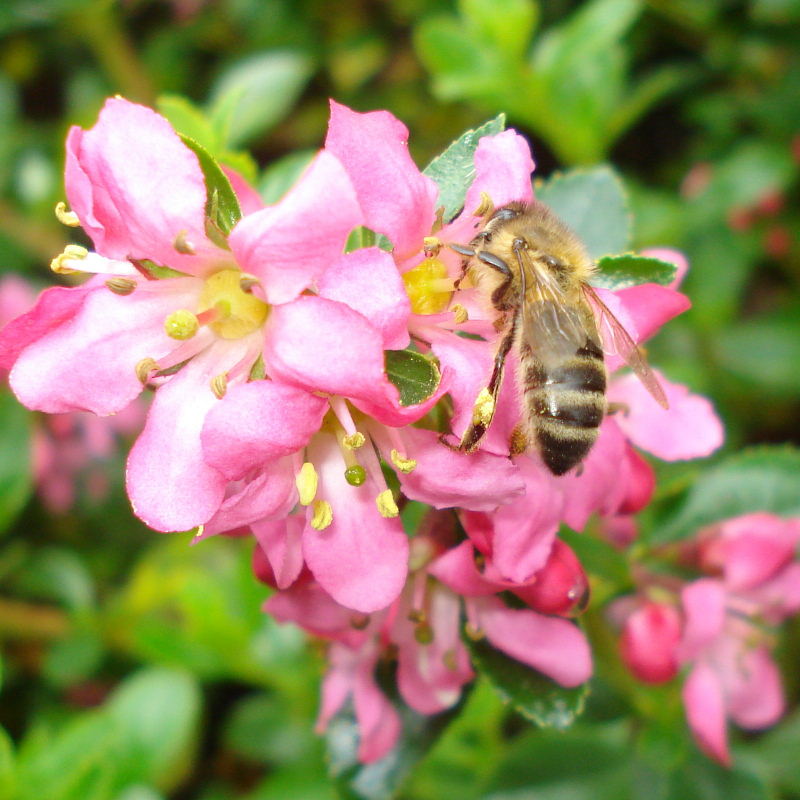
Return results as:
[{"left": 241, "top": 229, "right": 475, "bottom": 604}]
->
[{"left": 448, "top": 200, "right": 668, "bottom": 475}]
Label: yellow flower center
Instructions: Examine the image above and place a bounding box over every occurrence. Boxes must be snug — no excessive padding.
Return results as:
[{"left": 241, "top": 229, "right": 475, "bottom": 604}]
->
[
  {"left": 402, "top": 257, "right": 454, "bottom": 315},
  {"left": 197, "top": 269, "right": 269, "bottom": 339}
]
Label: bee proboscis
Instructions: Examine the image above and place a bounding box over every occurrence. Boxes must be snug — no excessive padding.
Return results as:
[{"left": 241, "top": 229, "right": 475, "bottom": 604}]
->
[{"left": 448, "top": 200, "right": 668, "bottom": 476}]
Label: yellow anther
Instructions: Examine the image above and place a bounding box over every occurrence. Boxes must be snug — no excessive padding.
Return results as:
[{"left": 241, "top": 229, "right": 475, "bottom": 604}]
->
[
  {"left": 135, "top": 357, "right": 160, "bottom": 384},
  {"left": 310, "top": 500, "right": 333, "bottom": 531},
  {"left": 350, "top": 614, "right": 370, "bottom": 630},
  {"left": 390, "top": 449, "right": 417, "bottom": 474},
  {"left": 164, "top": 309, "right": 199, "bottom": 340},
  {"left": 423, "top": 236, "right": 442, "bottom": 256},
  {"left": 464, "top": 622, "right": 484, "bottom": 641},
  {"left": 105, "top": 277, "right": 137, "bottom": 296},
  {"left": 239, "top": 274, "right": 260, "bottom": 293},
  {"left": 451, "top": 303, "right": 468, "bottom": 324},
  {"left": 54, "top": 201, "right": 80, "bottom": 227},
  {"left": 473, "top": 191, "right": 494, "bottom": 218},
  {"left": 414, "top": 621, "right": 434, "bottom": 645},
  {"left": 174, "top": 230, "right": 196, "bottom": 255},
  {"left": 343, "top": 432, "right": 366, "bottom": 450},
  {"left": 376, "top": 489, "right": 399, "bottom": 518},
  {"left": 50, "top": 244, "right": 88, "bottom": 274},
  {"left": 442, "top": 649, "right": 458, "bottom": 671},
  {"left": 407, "top": 608, "right": 426, "bottom": 623},
  {"left": 296, "top": 462, "right": 318, "bottom": 506},
  {"left": 472, "top": 387, "right": 495, "bottom": 427},
  {"left": 211, "top": 373, "right": 228, "bottom": 399}
]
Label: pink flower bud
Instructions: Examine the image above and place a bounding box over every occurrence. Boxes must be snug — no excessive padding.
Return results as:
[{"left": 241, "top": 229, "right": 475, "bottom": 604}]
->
[
  {"left": 513, "top": 540, "right": 589, "bottom": 617},
  {"left": 620, "top": 602, "right": 681, "bottom": 684}
]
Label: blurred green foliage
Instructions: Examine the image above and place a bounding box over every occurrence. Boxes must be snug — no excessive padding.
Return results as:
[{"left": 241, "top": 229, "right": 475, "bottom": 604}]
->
[{"left": 1, "top": 0, "right": 800, "bottom": 797}]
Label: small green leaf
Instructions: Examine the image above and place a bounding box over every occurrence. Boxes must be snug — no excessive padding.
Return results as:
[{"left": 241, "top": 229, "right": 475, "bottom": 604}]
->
[
  {"left": 385, "top": 350, "right": 441, "bottom": 407},
  {"left": 466, "top": 637, "right": 589, "bottom": 729},
  {"left": 179, "top": 134, "right": 242, "bottom": 237},
  {"left": 259, "top": 149, "right": 316, "bottom": 204},
  {"left": 157, "top": 94, "right": 219, "bottom": 152},
  {"left": 592, "top": 255, "right": 677, "bottom": 290},
  {"left": 0, "top": 390, "right": 32, "bottom": 535},
  {"left": 537, "top": 167, "right": 630, "bottom": 259},
  {"left": 423, "top": 114, "right": 506, "bottom": 221},
  {"left": 209, "top": 51, "right": 314, "bottom": 147},
  {"left": 654, "top": 446, "right": 800, "bottom": 543},
  {"left": 0, "top": 725, "right": 15, "bottom": 800}
]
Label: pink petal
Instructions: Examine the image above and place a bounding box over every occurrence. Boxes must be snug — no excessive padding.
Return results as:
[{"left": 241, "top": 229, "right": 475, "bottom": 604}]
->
[
  {"left": 724, "top": 645, "right": 784, "bottom": 729},
  {"left": 65, "top": 97, "right": 217, "bottom": 274},
  {"left": 0, "top": 284, "right": 89, "bottom": 371},
  {"left": 461, "top": 458, "right": 562, "bottom": 584},
  {"left": 267, "top": 582, "right": 369, "bottom": 647},
  {"left": 252, "top": 514, "right": 305, "bottom": 590},
  {"left": 678, "top": 579, "right": 726, "bottom": 661},
  {"left": 200, "top": 460, "right": 298, "bottom": 537},
  {"left": 559, "top": 418, "right": 629, "bottom": 530},
  {"left": 10, "top": 279, "right": 201, "bottom": 415},
  {"left": 748, "top": 562, "right": 800, "bottom": 621},
  {"left": 608, "top": 372, "right": 724, "bottom": 461},
  {"left": 616, "top": 445, "right": 655, "bottom": 515},
  {"left": 463, "top": 130, "right": 535, "bottom": 215},
  {"left": 354, "top": 654, "right": 402, "bottom": 763},
  {"left": 325, "top": 101, "right": 438, "bottom": 260},
  {"left": 222, "top": 165, "right": 264, "bottom": 216},
  {"left": 302, "top": 434, "right": 408, "bottom": 613},
  {"left": 683, "top": 662, "right": 730, "bottom": 765},
  {"left": 620, "top": 602, "right": 681, "bottom": 684},
  {"left": 126, "top": 340, "right": 247, "bottom": 532},
  {"left": 318, "top": 248, "right": 411, "bottom": 350},
  {"left": 316, "top": 643, "right": 355, "bottom": 730},
  {"left": 0, "top": 275, "right": 35, "bottom": 329},
  {"left": 228, "top": 150, "right": 362, "bottom": 304},
  {"left": 390, "top": 426, "right": 525, "bottom": 512},
  {"left": 201, "top": 380, "right": 328, "bottom": 480},
  {"left": 476, "top": 596, "right": 592, "bottom": 687},
  {"left": 428, "top": 541, "right": 500, "bottom": 597}
]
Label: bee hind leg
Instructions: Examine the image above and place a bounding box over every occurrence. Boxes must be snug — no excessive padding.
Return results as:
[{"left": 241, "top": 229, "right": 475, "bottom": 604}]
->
[{"left": 605, "top": 401, "right": 629, "bottom": 416}]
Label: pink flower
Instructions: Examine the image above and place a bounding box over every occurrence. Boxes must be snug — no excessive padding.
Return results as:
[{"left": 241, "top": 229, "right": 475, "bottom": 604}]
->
[
  {"left": 0, "top": 97, "right": 365, "bottom": 532},
  {"left": 619, "top": 601, "right": 682, "bottom": 684}
]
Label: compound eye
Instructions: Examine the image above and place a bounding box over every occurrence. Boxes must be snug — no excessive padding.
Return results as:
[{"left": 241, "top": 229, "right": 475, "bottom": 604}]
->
[
  {"left": 542, "top": 254, "right": 562, "bottom": 269},
  {"left": 491, "top": 207, "right": 519, "bottom": 223}
]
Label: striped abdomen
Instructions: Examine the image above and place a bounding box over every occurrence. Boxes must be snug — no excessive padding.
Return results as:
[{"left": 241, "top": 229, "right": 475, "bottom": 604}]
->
[{"left": 522, "top": 339, "right": 607, "bottom": 475}]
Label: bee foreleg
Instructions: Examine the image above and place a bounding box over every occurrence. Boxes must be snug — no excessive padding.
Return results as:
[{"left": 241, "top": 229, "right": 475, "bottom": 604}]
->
[{"left": 605, "top": 401, "right": 629, "bottom": 416}]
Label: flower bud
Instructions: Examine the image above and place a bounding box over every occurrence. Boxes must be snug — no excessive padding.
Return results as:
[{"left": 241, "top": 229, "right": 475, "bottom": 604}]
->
[
  {"left": 620, "top": 602, "right": 681, "bottom": 684},
  {"left": 513, "top": 540, "right": 589, "bottom": 617}
]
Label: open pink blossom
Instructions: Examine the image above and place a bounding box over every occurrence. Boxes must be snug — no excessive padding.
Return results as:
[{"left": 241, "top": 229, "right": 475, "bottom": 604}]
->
[{"left": 0, "top": 97, "right": 368, "bottom": 532}]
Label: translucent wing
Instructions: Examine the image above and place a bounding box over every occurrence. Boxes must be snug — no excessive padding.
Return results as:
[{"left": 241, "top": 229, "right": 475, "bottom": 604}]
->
[
  {"left": 582, "top": 284, "right": 668, "bottom": 409},
  {"left": 513, "top": 246, "right": 601, "bottom": 371}
]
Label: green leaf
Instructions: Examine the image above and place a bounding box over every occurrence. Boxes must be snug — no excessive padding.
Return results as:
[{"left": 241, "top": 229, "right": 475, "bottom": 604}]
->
[
  {"left": 654, "top": 446, "right": 800, "bottom": 543},
  {"left": 537, "top": 167, "right": 630, "bottom": 258},
  {"left": 466, "top": 637, "right": 589, "bottom": 729},
  {"left": 43, "top": 631, "right": 104, "bottom": 687},
  {"left": 385, "top": 350, "right": 441, "bottom": 407},
  {"left": 0, "top": 389, "right": 32, "bottom": 535},
  {"left": 460, "top": 0, "right": 538, "bottom": 59},
  {"left": 157, "top": 94, "right": 219, "bottom": 152},
  {"left": 423, "top": 115, "right": 506, "bottom": 221},
  {"left": 592, "top": 255, "right": 677, "bottom": 290},
  {"left": 0, "top": 725, "right": 15, "bottom": 800},
  {"left": 666, "top": 752, "right": 769, "bottom": 800},
  {"left": 106, "top": 668, "right": 201, "bottom": 791},
  {"left": 178, "top": 134, "right": 242, "bottom": 238},
  {"left": 209, "top": 51, "right": 314, "bottom": 147}
]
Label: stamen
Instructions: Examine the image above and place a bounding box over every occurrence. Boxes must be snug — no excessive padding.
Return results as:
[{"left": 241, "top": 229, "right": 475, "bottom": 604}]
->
[
  {"left": 432, "top": 205, "right": 445, "bottom": 233},
  {"left": 451, "top": 303, "right": 468, "bottom": 324},
  {"left": 407, "top": 608, "right": 426, "bottom": 623},
  {"left": 105, "top": 277, "right": 137, "bottom": 295},
  {"left": 350, "top": 613, "right": 370, "bottom": 630},
  {"left": 464, "top": 622, "right": 484, "bottom": 641},
  {"left": 51, "top": 244, "right": 88, "bottom": 274},
  {"left": 239, "top": 274, "right": 260, "bottom": 294},
  {"left": 376, "top": 489, "right": 399, "bottom": 518},
  {"left": 390, "top": 449, "right": 417, "bottom": 474},
  {"left": 344, "top": 465, "right": 366, "bottom": 486},
  {"left": 135, "top": 357, "right": 160, "bottom": 384},
  {"left": 473, "top": 191, "right": 493, "bottom": 218},
  {"left": 310, "top": 500, "right": 333, "bottom": 530},
  {"left": 472, "top": 387, "right": 495, "bottom": 426},
  {"left": 296, "top": 462, "right": 318, "bottom": 506},
  {"left": 54, "top": 201, "right": 80, "bottom": 227},
  {"left": 414, "top": 621, "right": 434, "bottom": 645},
  {"left": 423, "top": 236, "right": 441, "bottom": 256},
  {"left": 329, "top": 396, "right": 358, "bottom": 437},
  {"left": 164, "top": 309, "right": 200, "bottom": 340},
  {"left": 173, "top": 230, "right": 196, "bottom": 255},
  {"left": 442, "top": 649, "right": 458, "bottom": 671},
  {"left": 343, "top": 432, "right": 365, "bottom": 450},
  {"left": 211, "top": 373, "right": 228, "bottom": 399}
]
